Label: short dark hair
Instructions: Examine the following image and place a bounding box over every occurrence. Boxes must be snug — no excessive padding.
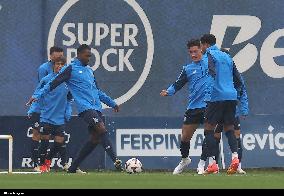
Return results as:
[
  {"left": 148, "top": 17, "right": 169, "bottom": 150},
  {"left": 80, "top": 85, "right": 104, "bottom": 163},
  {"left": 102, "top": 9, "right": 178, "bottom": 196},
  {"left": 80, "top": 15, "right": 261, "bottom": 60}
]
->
[
  {"left": 77, "top": 44, "right": 91, "bottom": 54},
  {"left": 220, "top": 48, "right": 230, "bottom": 55},
  {"left": 49, "top": 46, "right": 63, "bottom": 55},
  {"left": 187, "top": 39, "right": 201, "bottom": 49},
  {"left": 200, "top": 34, "right": 216, "bottom": 46},
  {"left": 53, "top": 56, "right": 66, "bottom": 64}
]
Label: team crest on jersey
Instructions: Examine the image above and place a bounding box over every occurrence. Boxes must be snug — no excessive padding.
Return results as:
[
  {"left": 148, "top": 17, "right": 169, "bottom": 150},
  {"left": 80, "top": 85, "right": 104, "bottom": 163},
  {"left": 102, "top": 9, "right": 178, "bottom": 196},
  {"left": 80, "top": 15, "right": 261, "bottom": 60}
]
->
[{"left": 34, "top": 122, "right": 40, "bottom": 128}]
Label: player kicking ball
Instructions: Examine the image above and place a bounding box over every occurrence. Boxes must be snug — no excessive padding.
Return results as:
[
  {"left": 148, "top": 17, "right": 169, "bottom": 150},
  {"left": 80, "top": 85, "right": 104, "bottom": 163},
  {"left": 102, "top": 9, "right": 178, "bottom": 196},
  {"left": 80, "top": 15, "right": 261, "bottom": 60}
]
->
[
  {"left": 27, "top": 44, "right": 123, "bottom": 173},
  {"left": 160, "top": 39, "right": 210, "bottom": 174}
]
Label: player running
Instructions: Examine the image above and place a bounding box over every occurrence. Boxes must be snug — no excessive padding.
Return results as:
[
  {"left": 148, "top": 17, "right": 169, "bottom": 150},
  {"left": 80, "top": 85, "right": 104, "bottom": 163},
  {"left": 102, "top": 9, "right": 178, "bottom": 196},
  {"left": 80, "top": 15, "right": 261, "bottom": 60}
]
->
[
  {"left": 27, "top": 46, "right": 63, "bottom": 171},
  {"left": 160, "top": 39, "right": 210, "bottom": 174},
  {"left": 26, "top": 44, "right": 123, "bottom": 173}
]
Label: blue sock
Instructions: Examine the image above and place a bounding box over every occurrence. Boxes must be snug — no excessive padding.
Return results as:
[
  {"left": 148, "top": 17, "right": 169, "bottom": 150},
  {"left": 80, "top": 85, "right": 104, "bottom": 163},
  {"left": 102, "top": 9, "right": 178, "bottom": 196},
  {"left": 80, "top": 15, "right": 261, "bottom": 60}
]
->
[
  {"left": 31, "top": 140, "right": 39, "bottom": 167},
  {"left": 39, "top": 140, "right": 49, "bottom": 165},
  {"left": 100, "top": 132, "right": 116, "bottom": 162},
  {"left": 225, "top": 130, "right": 238, "bottom": 153},
  {"left": 237, "top": 138, "right": 242, "bottom": 162},
  {"left": 69, "top": 141, "right": 97, "bottom": 171},
  {"left": 180, "top": 141, "right": 190, "bottom": 158}
]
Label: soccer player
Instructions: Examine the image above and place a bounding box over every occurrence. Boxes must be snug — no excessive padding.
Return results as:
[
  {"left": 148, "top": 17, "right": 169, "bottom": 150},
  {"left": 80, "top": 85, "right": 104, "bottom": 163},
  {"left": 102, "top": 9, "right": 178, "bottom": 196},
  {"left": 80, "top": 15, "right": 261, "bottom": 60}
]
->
[
  {"left": 200, "top": 34, "right": 241, "bottom": 174},
  {"left": 70, "top": 74, "right": 120, "bottom": 173},
  {"left": 26, "top": 44, "right": 123, "bottom": 173},
  {"left": 197, "top": 48, "right": 249, "bottom": 174},
  {"left": 27, "top": 46, "right": 63, "bottom": 171},
  {"left": 30, "top": 56, "right": 71, "bottom": 172},
  {"left": 160, "top": 39, "right": 210, "bottom": 174}
]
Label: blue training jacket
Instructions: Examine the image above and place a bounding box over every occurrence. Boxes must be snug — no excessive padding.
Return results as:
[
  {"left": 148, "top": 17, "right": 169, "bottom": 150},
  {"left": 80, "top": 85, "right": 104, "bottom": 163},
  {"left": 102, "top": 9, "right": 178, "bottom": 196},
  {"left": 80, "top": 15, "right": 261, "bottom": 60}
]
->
[
  {"left": 34, "top": 72, "right": 72, "bottom": 125},
  {"left": 166, "top": 55, "right": 210, "bottom": 110},
  {"left": 93, "top": 75, "right": 117, "bottom": 112},
  {"left": 235, "top": 73, "right": 249, "bottom": 117},
  {"left": 27, "top": 61, "right": 53, "bottom": 115},
  {"left": 205, "top": 45, "right": 237, "bottom": 102},
  {"left": 33, "top": 58, "right": 109, "bottom": 114}
]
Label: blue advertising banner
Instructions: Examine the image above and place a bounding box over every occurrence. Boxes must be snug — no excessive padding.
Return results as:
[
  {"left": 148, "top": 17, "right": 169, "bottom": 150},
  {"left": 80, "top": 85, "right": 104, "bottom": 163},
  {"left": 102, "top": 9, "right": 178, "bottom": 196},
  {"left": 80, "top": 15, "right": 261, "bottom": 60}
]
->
[
  {"left": 0, "top": 117, "right": 105, "bottom": 170},
  {"left": 0, "top": 115, "right": 283, "bottom": 170}
]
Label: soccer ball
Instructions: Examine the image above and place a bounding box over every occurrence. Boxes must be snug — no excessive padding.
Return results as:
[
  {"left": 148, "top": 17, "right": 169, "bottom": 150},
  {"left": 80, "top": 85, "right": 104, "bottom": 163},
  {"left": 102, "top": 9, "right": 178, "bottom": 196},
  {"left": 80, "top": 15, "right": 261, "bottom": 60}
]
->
[{"left": 125, "top": 158, "right": 143, "bottom": 174}]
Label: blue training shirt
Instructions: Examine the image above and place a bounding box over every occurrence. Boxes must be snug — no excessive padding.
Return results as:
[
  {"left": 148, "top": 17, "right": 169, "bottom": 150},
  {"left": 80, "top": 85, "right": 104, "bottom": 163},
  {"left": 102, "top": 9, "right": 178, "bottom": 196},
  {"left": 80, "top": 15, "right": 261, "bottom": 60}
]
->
[
  {"left": 166, "top": 55, "right": 210, "bottom": 110},
  {"left": 33, "top": 58, "right": 106, "bottom": 114},
  {"left": 34, "top": 72, "right": 72, "bottom": 125},
  {"left": 27, "top": 61, "right": 53, "bottom": 115},
  {"left": 206, "top": 45, "right": 237, "bottom": 102}
]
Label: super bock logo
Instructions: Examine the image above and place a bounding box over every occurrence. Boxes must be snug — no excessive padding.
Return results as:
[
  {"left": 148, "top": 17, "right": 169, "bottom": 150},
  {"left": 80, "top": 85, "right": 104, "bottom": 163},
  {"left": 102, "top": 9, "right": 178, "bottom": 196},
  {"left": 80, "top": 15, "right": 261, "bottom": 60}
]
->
[{"left": 48, "top": 0, "right": 154, "bottom": 107}]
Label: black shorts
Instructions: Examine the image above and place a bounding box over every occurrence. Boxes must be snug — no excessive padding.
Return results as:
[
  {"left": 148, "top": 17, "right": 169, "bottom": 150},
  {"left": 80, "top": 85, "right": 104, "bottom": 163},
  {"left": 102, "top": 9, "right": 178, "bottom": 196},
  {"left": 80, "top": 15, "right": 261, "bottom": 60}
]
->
[
  {"left": 79, "top": 109, "right": 105, "bottom": 127},
  {"left": 41, "top": 122, "right": 65, "bottom": 137},
  {"left": 28, "top": 112, "right": 41, "bottom": 130},
  {"left": 205, "top": 100, "right": 237, "bottom": 125},
  {"left": 183, "top": 108, "right": 205, "bottom": 125},
  {"left": 214, "top": 117, "right": 241, "bottom": 133}
]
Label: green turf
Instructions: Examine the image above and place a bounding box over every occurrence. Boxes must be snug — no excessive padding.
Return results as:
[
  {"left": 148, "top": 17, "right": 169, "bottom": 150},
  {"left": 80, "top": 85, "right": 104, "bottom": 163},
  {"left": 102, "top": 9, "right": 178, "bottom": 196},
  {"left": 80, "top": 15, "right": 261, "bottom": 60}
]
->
[{"left": 0, "top": 170, "right": 283, "bottom": 189}]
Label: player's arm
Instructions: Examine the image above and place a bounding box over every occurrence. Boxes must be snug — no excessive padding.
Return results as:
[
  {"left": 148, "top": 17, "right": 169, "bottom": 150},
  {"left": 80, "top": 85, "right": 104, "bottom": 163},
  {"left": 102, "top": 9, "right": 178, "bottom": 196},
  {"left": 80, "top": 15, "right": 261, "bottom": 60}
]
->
[
  {"left": 26, "top": 65, "right": 72, "bottom": 105},
  {"left": 95, "top": 80, "right": 119, "bottom": 112},
  {"left": 207, "top": 53, "right": 216, "bottom": 78},
  {"left": 65, "top": 91, "right": 73, "bottom": 122},
  {"left": 237, "top": 75, "right": 249, "bottom": 117},
  {"left": 160, "top": 66, "right": 188, "bottom": 96},
  {"left": 38, "top": 66, "right": 48, "bottom": 82},
  {"left": 232, "top": 62, "right": 244, "bottom": 90}
]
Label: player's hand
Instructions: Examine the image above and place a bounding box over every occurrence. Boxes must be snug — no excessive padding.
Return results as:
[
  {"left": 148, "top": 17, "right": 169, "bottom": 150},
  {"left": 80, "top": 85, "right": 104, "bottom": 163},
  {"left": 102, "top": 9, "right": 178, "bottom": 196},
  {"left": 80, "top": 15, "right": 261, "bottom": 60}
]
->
[
  {"left": 113, "top": 105, "right": 120, "bottom": 113},
  {"left": 160, "top": 90, "right": 168, "bottom": 96},
  {"left": 26, "top": 97, "right": 37, "bottom": 106}
]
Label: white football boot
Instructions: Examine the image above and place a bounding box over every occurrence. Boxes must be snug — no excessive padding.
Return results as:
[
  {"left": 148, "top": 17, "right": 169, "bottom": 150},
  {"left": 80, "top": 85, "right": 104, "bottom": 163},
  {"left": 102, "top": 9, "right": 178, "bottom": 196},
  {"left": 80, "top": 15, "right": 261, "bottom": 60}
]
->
[
  {"left": 173, "top": 157, "right": 191, "bottom": 175},
  {"left": 197, "top": 167, "right": 205, "bottom": 175}
]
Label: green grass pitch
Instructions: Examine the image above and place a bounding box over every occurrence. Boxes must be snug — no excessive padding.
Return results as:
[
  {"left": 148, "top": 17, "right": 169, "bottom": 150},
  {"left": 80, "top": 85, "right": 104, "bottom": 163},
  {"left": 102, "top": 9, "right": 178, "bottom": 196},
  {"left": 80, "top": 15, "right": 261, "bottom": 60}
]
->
[{"left": 0, "top": 170, "right": 283, "bottom": 189}]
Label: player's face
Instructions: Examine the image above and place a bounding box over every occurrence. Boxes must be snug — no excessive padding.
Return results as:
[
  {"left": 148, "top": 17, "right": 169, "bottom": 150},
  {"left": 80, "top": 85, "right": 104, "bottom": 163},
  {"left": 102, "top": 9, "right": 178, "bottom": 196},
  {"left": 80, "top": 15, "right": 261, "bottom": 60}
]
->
[
  {"left": 50, "top": 52, "right": 64, "bottom": 62},
  {"left": 53, "top": 61, "right": 65, "bottom": 73},
  {"left": 188, "top": 46, "right": 202, "bottom": 62},
  {"left": 78, "top": 49, "right": 91, "bottom": 65}
]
